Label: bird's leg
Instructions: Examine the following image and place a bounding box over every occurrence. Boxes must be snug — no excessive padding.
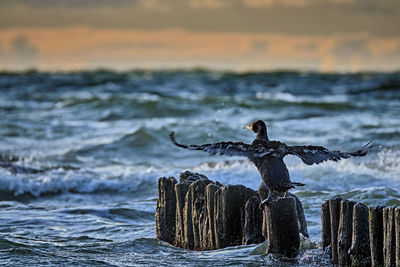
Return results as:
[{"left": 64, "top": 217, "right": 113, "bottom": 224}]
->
[
  {"left": 284, "top": 191, "right": 288, "bottom": 198},
  {"left": 259, "top": 190, "right": 272, "bottom": 210}
]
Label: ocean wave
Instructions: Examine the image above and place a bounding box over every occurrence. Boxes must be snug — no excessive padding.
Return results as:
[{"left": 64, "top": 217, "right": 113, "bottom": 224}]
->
[
  {"left": 340, "top": 186, "right": 400, "bottom": 206},
  {"left": 1, "top": 142, "right": 397, "bottom": 199},
  {"left": 55, "top": 92, "right": 163, "bottom": 109},
  {"left": 185, "top": 146, "right": 400, "bottom": 192},
  {"left": 311, "top": 147, "right": 400, "bottom": 180},
  {"left": 0, "top": 169, "right": 161, "bottom": 198},
  {"left": 61, "top": 207, "right": 155, "bottom": 224},
  {"left": 254, "top": 92, "right": 360, "bottom": 109}
]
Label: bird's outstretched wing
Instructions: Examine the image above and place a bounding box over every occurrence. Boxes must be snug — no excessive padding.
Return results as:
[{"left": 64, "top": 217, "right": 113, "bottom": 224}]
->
[
  {"left": 286, "top": 141, "right": 374, "bottom": 165},
  {"left": 170, "top": 132, "right": 273, "bottom": 158}
]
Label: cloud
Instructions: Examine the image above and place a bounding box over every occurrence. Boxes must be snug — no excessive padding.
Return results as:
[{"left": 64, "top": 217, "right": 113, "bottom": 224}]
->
[
  {"left": 243, "top": 0, "right": 308, "bottom": 7},
  {"left": 0, "top": 27, "right": 399, "bottom": 71},
  {"left": 332, "top": 38, "right": 370, "bottom": 59},
  {"left": 189, "top": 0, "right": 227, "bottom": 9},
  {"left": 141, "top": 0, "right": 170, "bottom": 13},
  {"left": 242, "top": 0, "right": 360, "bottom": 8},
  {"left": 296, "top": 42, "right": 318, "bottom": 52},
  {"left": 380, "top": 45, "right": 400, "bottom": 64},
  {"left": 0, "top": 35, "right": 38, "bottom": 69},
  {"left": 242, "top": 0, "right": 395, "bottom": 8},
  {"left": 99, "top": 42, "right": 170, "bottom": 51},
  {"left": 346, "top": 0, "right": 399, "bottom": 15},
  {"left": 11, "top": 35, "right": 38, "bottom": 61},
  {"left": 394, "top": 45, "right": 400, "bottom": 55},
  {"left": 1, "top": 0, "right": 135, "bottom": 8},
  {"left": 250, "top": 41, "right": 269, "bottom": 53},
  {"left": 1, "top": 0, "right": 400, "bottom": 38},
  {"left": 328, "top": 36, "right": 400, "bottom": 71}
]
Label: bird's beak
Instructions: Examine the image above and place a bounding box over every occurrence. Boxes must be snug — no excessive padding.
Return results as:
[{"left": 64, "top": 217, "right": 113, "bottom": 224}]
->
[{"left": 244, "top": 124, "right": 253, "bottom": 131}]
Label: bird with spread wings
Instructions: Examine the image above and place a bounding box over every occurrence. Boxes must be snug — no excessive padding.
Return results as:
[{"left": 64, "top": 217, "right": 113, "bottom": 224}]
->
[{"left": 170, "top": 120, "right": 373, "bottom": 207}]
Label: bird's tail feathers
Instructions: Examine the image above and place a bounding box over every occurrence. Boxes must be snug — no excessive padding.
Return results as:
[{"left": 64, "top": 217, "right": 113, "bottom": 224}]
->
[{"left": 291, "top": 182, "right": 306, "bottom": 187}]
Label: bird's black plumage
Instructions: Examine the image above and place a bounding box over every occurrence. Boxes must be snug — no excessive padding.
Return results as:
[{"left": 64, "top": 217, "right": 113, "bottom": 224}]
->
[{"left": 170, "top": 120, "right": 373, "bottom": 206}]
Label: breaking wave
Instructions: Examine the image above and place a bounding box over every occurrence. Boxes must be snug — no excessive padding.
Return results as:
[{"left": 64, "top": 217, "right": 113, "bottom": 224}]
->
[{"left": 0, "top": 169, "right": 161, "bottom": 198}]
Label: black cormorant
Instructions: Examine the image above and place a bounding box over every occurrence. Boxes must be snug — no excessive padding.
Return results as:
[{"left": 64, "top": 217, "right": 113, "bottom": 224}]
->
[{"left": 170, "top": 120, "right": 372, "bottom": 208}]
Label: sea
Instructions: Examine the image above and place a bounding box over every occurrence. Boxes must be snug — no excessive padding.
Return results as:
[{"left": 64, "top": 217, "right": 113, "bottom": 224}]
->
[{"left": 0, "top": 69, "right": 399, "bottom": 266}]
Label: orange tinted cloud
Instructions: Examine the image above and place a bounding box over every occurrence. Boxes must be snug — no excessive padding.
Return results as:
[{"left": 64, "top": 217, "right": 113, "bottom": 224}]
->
[
  {"left": 0, "top": 27, "right": 399, "bottom": 71},
  {"left": 243, "top": 0, "right": 309, "bottom": 7},
  {"left": 2, "top": 1, "right": 400, "bottom": 38}
]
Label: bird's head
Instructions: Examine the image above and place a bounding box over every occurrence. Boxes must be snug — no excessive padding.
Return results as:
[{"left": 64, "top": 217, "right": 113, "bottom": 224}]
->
[
  {"left": 244, "top": 120, "right": 266, "bottom": 133},
  {"left": 244, "top": 120, "right": 268, "bottom": 140}
]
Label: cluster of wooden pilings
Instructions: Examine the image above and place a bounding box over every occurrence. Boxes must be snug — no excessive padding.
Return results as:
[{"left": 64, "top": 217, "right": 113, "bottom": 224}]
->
[
  {"left": 156, "top": 171, "right": 308, "bottom": 257},
  {"left": 321, "top": 196, "right": 400, "bottom": 266}
]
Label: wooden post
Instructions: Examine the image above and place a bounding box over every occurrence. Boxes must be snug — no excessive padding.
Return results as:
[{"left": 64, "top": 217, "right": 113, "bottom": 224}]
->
[
  {"left": 157, "top": 171, "right": 307, "bottom": 254},
  {"left": 174, "top": 182, "right": 189, "bottom": 247},
  {"left": 243, "top": 196, "right": 264, "bottom": 245},
  {"left": 202, "top": 183, "right": 220, "bottom": 250},
  {"left": 349, "top": 203, "right": 370, "bottom": 267},
  {"left": 321, "top": 198, "right": 400, "bottom": 266},
  {"left": 369, "top": 206, "right": 384, "bottom": 267},
  {"left": 395, "top": 207, "right": 400, "bottom": 267},
  {"left": 183, "top": 179, "right": 211, "bottom": 250},
  {"left": 155, "top": 177, "right": 177, "bottom": 244},
  {"left": 258, "top": 183, "right": 308, "bottom": 238},
  {"left": 291, "top": 192, "right": 309, "bottom": 238},
  {"left": 264, "top": 197, "right": 300, "bottom": 258},
  {"left": 191, "top": 179, "right": 212, "bottom": 250},
  {"left": 182, "top": 182, "right": 195, "bottom": 249},
  {"left": 329, "top": 196, "right": 342, "bottom": 263},
  {"left": 383, "top": 207, "right": 396, "bottom": 267},
  {"left": 321, "top": 200, "right": 331, "bottom": 251},
  {"left": 214, "top": 185, "right": 258, "bottom": 249},
  {"left": 174, "top": 171, "right": 206, "bottom": 247},
  {"left": 338, "top": 200, "right": 356, "bottom": 266}
]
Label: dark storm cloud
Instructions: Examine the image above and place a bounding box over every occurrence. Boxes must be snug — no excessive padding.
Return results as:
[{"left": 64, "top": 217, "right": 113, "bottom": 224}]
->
[{"left": 0, "top": 0, "right": 399, "bottom": 37}]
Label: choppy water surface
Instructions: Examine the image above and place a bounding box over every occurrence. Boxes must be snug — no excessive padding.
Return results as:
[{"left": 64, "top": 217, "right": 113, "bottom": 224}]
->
[{"left": 0, "top": 70, "right": 399, "bottom": 266}]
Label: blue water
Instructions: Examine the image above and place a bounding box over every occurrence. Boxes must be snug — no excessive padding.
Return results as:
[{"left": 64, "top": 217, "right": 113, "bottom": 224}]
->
[{"left": 0, "top": 70, "right": 399, "bottom": 266}]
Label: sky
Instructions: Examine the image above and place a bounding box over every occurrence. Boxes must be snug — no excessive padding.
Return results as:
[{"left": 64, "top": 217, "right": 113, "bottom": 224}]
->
[{"left": 0, "top": 0, "right": 399, "bottom": 72}]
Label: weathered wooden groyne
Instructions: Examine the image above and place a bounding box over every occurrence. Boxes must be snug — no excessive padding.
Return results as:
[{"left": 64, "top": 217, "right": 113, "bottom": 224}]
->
[
  {"left": 156, "top": 171, "right": 308, "bottom": 257},
  {"left": 156, "top": 171, "right": 400, "bottom": 264},
  {"left": 322, "top": 196, "right": 400, "bottom": 266}
]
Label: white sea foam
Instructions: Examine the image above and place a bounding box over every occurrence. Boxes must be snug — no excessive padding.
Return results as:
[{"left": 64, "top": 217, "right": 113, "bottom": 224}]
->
[
  {"left": 1, "top": 143, "right": 387, "bottom": 198},
  {"left": 255, "top": 92, "right": 350, "bottom": 105},
  {"left": 0, "top": 168, "right": 164, "bottom": 197}
]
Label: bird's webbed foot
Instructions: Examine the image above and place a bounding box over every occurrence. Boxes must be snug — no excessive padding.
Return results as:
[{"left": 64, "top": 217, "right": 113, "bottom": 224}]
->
[{"left": 259, "top": 197, "right": 271, "bottom": 210}]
